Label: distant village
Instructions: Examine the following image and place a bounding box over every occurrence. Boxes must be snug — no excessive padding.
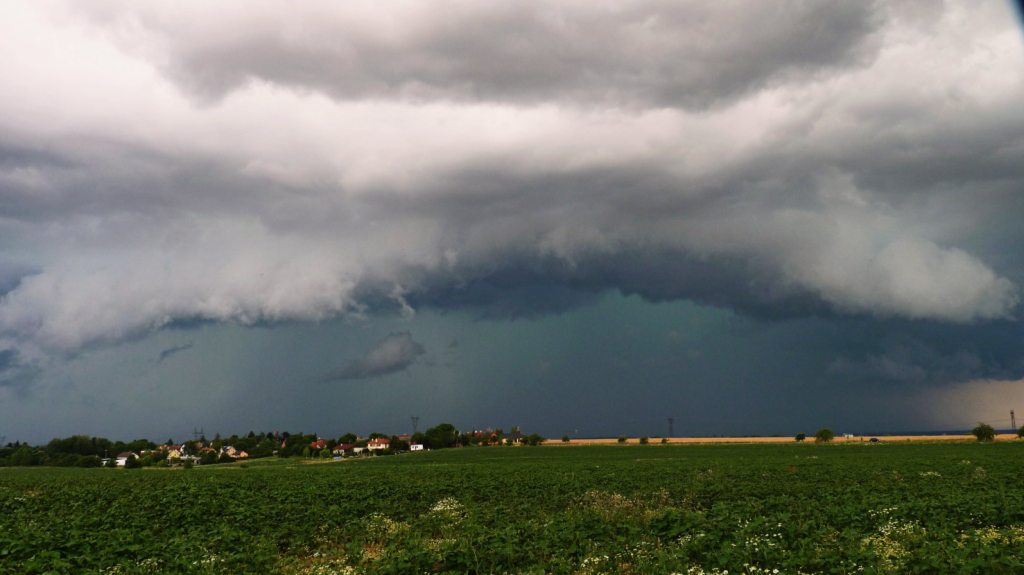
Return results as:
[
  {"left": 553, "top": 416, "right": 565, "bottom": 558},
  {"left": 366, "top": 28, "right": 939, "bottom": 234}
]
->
[{"left": 0, "top": 424, "right": 546, "bottom": 468}]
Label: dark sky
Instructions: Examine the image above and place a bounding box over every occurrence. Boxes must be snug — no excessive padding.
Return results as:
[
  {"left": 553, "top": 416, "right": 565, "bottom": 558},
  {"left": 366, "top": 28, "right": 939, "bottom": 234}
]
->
[{"left": 2, "top": 1, "right": 1024, "bottom": 443}]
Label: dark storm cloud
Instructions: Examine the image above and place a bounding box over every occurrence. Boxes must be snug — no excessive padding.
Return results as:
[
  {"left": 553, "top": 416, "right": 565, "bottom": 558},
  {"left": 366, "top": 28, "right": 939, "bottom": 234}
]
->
[
  {"left": 0, "top": 348, "right": 40, "bottom": 391},
  {"left": 157, "top": 342, "right": 193, "bottom": 363},
  {"left": 326, "top": 332, "right": 426, "bottom": 381},
  {"left": 0, "top": 0, "right": 1021, "bottom": 361},
  {"left": 81, "top": 1, "right": 882, "bottom": 110}
]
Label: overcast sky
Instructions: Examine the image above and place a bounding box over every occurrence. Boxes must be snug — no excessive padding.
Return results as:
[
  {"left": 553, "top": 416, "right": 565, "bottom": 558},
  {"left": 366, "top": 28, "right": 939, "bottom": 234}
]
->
[{"left": 2, "top": 1, "right": 1024, "bottom": 443}]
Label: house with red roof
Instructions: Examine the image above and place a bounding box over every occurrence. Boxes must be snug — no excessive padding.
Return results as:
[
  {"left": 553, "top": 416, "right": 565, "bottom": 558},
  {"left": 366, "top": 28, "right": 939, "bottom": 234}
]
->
[{"left": 367, "top": 438, "right": 390, "bottom": 451}]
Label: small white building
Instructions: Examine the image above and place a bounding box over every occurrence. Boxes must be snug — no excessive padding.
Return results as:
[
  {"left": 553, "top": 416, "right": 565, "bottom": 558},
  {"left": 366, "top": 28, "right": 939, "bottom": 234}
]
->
[
  {"left": 115, "top": 452, "right": 136, "bottom": 467},
  {"left": 409, "top": 444, "right": 424, "bottom": 452}
]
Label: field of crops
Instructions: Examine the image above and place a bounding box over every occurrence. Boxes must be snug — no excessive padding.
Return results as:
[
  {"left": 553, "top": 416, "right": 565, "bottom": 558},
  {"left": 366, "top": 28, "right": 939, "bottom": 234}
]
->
[{"left": 3, "top": 442, "right": 1024, "bottom": 574}]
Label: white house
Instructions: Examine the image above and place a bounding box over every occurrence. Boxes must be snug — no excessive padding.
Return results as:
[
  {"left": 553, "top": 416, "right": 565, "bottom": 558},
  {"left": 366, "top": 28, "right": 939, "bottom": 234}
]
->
[
  {"left": 409, "top": 444, "right": 424, "bottom": 451},
  {"left": 115, "top": 452, "right": 136, "bottom": 467},
  {"left": 367, "top": 438, "right": 390, "bottom": 451}
]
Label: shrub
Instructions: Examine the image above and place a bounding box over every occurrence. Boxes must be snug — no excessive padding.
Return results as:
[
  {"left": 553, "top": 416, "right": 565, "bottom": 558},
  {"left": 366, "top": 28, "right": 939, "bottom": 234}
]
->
[
  {"left": 617, "top": 436, "right": 627, "bottom": 444},
  {"left": 639, "top": 436, "right": 649, "bottom": 445},
  {"left": 661, "top": 437, "right": 668, "bottom": 444},
  {"left": 814, "top": 428, "right": 834, "bottom": 443},
  {"left": 526, "top": 434, "right": 546, "bottom": 446},
  {"left": 795, "top": 433, "right": 806, "bottom": 442},
  {"left": 562, "top": 435, "right": 570, "bottom": 444},
  {"left": 1018, "top": 427, "right": 1024, "bottom": 439},
  {"left": 972, "top": 423, "right": 996, "bottom": 442},
  {"left": 183, "top": 459, "right": 193, "bottom": 469}
]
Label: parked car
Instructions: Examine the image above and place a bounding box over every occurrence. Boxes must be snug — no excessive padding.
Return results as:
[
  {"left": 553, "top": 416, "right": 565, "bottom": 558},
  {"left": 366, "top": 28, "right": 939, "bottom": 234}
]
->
[{"left": 869, "top": 438, "right": 882, "bottom": 443}]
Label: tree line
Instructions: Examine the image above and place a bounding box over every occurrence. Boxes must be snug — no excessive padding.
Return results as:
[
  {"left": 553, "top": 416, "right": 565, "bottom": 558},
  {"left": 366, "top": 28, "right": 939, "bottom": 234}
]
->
[{"left": 0, "top": 423, "right": 545, "bottom": 467}]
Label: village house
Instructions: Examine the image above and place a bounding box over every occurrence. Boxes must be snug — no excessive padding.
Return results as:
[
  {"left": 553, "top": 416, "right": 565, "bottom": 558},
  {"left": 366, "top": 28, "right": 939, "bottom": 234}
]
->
[
  {"left": 310, "top": 440, "right": 327, "bottom": 451},
  {"left": 367, "top": 438, "right": 390, "bottom": 451},
  {"left": 332, "top": 443, "right": 357, "bottom": 456},
  {"left": 115, "top": 452, "right": 136, "bottom": 467}
]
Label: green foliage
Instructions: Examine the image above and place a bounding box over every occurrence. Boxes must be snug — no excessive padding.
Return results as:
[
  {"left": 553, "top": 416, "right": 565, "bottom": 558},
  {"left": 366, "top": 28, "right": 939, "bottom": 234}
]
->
[
  {"left": 795, "top": 432, "right": 806, "bottom": 442},
  {"left": 972, "top": 423, "right": 996, "bottom": 442},
  {"left": 182, "top": 458, "right": 194, "bottom": 469},
  {"left": 814, "top": 428, "right": 834, "bottom": 443},
  {"left": 617, "top": 436, "right": 627, "bottom": 444},
  {"left": 1018, "top": 427, "right": 1024, "bottom": 439},
  {"left": 424, "top": 423, "right": 458, "bottom": 449},
  {"left": 4, "top": 443, "right": 1024, "bottom": 574},
  {"left": 562, "top": 435, "right": 570, "bottom": 443},
  {"left": 639, "top": 436, "right": 649, "bottom": 445},
  {"left": 526, "top": 433, "right": 546, "bottom": 446},
  {"left": 661, "top": 437, "right": 668, "bottom": 444}
]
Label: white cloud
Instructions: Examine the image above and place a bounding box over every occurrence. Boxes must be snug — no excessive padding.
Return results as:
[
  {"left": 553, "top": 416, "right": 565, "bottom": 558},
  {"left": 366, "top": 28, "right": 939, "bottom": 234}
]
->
[{"left": 0, "top": 1, "right": 1021, "bottom": 354}]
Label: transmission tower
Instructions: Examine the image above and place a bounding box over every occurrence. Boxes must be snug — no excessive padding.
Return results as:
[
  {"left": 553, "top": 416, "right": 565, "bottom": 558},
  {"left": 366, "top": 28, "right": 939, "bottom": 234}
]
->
[
  {"left": 668, "top": 417, "right": 674, "bottom": 438},
  {"left": 192, "top": 427, "right": 204, "bottom": 442},
  {"left": 1012, "top": 410, "right": 1017, "bottom": 432},
  {"left": 411, "top": 416, "right": 420, "bottom": 434},
  {"left": 0, "top": 436, "right": 6, "bottom": 447}
]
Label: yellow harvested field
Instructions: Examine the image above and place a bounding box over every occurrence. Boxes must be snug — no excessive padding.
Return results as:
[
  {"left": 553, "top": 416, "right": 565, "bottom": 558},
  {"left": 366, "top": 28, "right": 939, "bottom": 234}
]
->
[{"left": 544, "top": 434, "right": 1019, "bottom": 445}]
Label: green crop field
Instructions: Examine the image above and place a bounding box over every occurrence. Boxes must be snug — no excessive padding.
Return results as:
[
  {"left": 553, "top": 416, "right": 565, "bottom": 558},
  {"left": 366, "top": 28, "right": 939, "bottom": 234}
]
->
[{"left": 2, "top": 442, "right": 1024, "bottom": 574}]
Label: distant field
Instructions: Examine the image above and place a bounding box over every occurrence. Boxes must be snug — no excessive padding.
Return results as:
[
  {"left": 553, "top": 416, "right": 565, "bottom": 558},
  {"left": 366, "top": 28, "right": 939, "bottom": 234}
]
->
[
  {"left": 553, "top": 434, "right": 1020, "bottom": 445},
  {"left": 3, "top": 443, "right": 1024, "bottom": 574}
]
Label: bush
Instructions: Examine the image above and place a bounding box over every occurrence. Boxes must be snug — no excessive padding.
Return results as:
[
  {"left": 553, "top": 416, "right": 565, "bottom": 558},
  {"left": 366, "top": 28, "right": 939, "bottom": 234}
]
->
[
  {"left": 972, "top": 423, "right": 996, "bottom": 442},
  {"left": 183, "top": 458, "right": 193, "bottom": 469},
  {"left": 562, "top": 435, "right": 570, "bottom": 444},
  {"left": 1017, "top": 427, "right": 1024, "bottom": 439},
  {"left": 617, "top": 436, "right": 627, "bottom": 444},
  {"left": 124, "top": 456, "right": 142, "bottom": 469},
  {"left": 526, "top": 434, "right": 546, "bottom": 446},
  {"left": 795, "top": 433, "right": 806, "bottom": 442},
  {"left": 661, "top": 437, "right": 668, "bottom": 444},
  {"left": 814, "top": 428, "right": 834, "bottom": 443},
  {"left": 639, "top": 436, "right": 649, "bottom": 445}
]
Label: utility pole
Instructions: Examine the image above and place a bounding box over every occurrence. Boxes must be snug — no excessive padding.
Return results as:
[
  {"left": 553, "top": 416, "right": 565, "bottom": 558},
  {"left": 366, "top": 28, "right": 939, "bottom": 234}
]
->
[
  {"left": 410, "top": 416, "right": 420, "bottom": 434},
  {"left": 668, "top": 417, "right": 674, "bottom": 438}
]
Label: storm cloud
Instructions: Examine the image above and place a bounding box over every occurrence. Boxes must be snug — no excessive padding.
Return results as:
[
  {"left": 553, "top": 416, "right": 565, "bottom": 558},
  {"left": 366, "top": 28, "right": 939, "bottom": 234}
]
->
[
  {"left": 327, "top": 332, "right": 426, "bottom": 381},
  {"left": 0, "top": 1, "right": 1021, "bottom": 368}
]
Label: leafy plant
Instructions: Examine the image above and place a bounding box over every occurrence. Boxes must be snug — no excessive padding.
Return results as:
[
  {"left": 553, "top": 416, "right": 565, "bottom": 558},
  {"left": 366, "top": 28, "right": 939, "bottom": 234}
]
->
[
  {"left": 617, "top": 436, "right": 627, "bottom": 444},
  {"left": 814, "top": 428, "right": 834, "bottom": 443},
  {"left": 795, "top": 433, "right": 806, "bottom": 442},
  {"left": 972, "top": 423, "right": 996, "bottom": 442}
]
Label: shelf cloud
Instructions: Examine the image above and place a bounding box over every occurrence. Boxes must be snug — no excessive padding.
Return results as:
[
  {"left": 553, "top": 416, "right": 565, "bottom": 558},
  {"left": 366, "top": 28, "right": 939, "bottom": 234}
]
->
[{"left": 0, "top": 0, "right": 1021, "bottom": 359}]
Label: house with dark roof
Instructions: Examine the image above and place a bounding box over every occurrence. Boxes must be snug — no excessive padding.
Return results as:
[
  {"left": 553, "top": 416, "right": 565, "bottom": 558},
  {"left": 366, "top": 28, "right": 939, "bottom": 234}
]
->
[{"left": 332, "top": 443, "right": 357, "bottom": 455}]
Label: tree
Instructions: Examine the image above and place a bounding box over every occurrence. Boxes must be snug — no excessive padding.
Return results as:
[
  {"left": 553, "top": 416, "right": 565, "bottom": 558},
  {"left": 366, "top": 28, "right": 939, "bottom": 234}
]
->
[
  {"left": 617, "top": 436, "right": 627, "bottom": 444},
  {"left": 425, "top": 423, "right": 459, "bottom": 449},
  {"left": 795, "top": 433, "right": 806, "bottom": 442},
  {"left": 640, "top": 436, "right": 649, "bottom": 445},
  {"left": 562, "top": 435, "right": 570, "bottom": 444},
  {"left": 124, "top": 456, "right": 142, "bottom": 469},
  {"left": 661, "top": 437, "right": 668, "bottom": 444},
  {"left": 814, "top": 428, "right": 834, "bottom": 443},
  {"left": 11, "top": 446, "right": 38, "bottom": 466},
  {"left": 183, "top": 458, "right": 194, "bottom": 469},
  {"left": 972, "top": 423, "right": 996, "bottom": 442},
  {"left": 1017, "top": 427, "right": 1024, "bottom": 439},
  {"left": 526, "top": 433, "right": 545, "bottom": 446},
  {"left": 302, "top": 447, "right": 311, "bottom": 458}
]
